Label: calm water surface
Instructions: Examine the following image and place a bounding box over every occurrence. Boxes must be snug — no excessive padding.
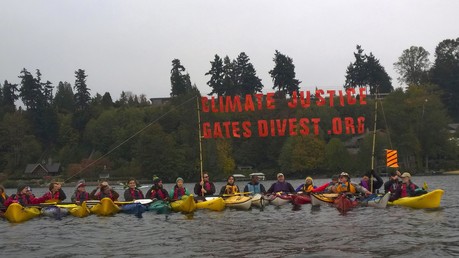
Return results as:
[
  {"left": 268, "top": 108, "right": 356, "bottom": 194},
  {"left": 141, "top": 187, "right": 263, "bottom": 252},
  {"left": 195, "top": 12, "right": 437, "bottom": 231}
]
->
[{"left": 1, "top": 175, "right": 458, "bottom": 258}]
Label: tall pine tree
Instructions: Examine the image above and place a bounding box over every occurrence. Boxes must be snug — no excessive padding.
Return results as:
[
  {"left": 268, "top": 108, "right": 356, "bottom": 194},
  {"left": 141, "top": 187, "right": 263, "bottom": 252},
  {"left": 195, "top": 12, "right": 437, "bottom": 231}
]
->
[
  {"left": 170, "top": 59, "right": 192, "bottom": 97},
  {"left": 206, "top": 54, "right": 225, "bottom": 96},
  {"left": 269, "top": 50, "right": 301, "bottom": 97},
  {"left": 74, "top": 69, "right": 91, "bottom": 111},
  {"left": 234, "top": 52, "right": 263, "bottom": 96}
]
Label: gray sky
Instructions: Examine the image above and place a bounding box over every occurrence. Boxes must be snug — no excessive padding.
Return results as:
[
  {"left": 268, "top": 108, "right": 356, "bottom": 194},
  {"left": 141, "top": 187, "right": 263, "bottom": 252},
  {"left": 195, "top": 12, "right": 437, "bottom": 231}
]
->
[{"left": 1, "top": 0, "right": 458, "bottom": 100}]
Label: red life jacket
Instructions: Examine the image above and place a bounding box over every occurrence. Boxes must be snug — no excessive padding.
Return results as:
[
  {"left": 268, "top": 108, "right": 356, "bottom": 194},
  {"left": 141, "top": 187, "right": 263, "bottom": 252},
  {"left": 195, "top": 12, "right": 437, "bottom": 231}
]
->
[
  {"left": 43, "top": 191, "right": 60, "bottom": 201},
  {"left": 129, "top": 189, "right": 144, "bottom": 199},
  {"left": 151, "top": 189, "right": 167, "bottom": 200},
  {"left": 173, "top": 187, "right": 186, "bottom": 200},
  {"left": 400, "top": 183, "right": 416, "bottom": 198},
  {"left": 204, "top": 182, "right": 212, "bottom": 192},
  {"left": 75, "top": 191, "right": 90, "bottom": 202}
]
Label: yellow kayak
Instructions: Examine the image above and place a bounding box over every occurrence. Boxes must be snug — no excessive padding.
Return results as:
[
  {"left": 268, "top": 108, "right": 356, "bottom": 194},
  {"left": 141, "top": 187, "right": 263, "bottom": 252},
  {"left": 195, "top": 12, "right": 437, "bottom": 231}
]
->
[
  {"left": 224, "top": 196, "right": 252, "bottom": 210},
  {"left": 171, "top": 195, "right": 197, "bottom": 213},
  {"left": 4, "top": 203, "right": 41, "bottom": 223},
  {"left": 388, "top": 189, "right": 444, "bottom": 209},
  {"left": 196, "top": 197, "right": 225, "bottom": 211},
  {"left": 89, "top": 198, "right": 121, "bottom": 216},
  {"left": 69, "top": 201, "right": 91, "bottom": 218}
]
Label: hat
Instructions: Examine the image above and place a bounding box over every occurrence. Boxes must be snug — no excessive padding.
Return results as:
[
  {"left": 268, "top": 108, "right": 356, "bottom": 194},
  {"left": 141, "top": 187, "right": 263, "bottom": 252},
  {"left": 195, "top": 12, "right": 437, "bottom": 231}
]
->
[
  {"left": 401, "top": 172, "right": 411, "bottom": 178},
  {"left": 77, "top": 182, "right": 86, "bottom": 188},
  {"left": 153, "top": 176, "right": 161, "bottom": 184},
  {"left": 339, "top": 172, "right": 350, "bottom": 178},
  {"left": 176, "top": 177, "right": 184, "bottom": 183},
  {"left": 277, "top": 173, "right": 284, "bottom": 178},
  {"left": 305, "top": 176, "right": 313, "bottom": 182}
]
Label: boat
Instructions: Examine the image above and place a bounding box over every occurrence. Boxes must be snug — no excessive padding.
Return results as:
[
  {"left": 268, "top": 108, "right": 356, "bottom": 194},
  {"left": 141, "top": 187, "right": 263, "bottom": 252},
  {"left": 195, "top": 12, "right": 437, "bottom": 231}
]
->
[
  {"left": 364, "top": 192, "right": 390, "bottom": 208},
  {"left": 224, "top": 195, "right": 252, "bottom": 210},
  {"left": 4, "top": 203, "right": 41, "bottom": 223},
  {"left": 170, "top": 195, "right": 197, "bottom": 213},
  {"left": 251, "top": 194, "right": 266, "bottom": 208},
  {"left": 388, "top": 189, "right": 444, "bottom": 209},
  {"left": 120, "top": 203, "right": 147, "bottom": 217},
  {"left": 268, "top": 195, "right": 292, "bottom": 206},
  {"left": 89, "top": 198, "right": 121, "bottom": 216},
  {"left": 41, "top": 206, "right": 69, "bottom": 219},
  {"left": 232, "top": 174, "right": 247, "bottom": 180},
  {"left": 334, "top": 194, "right": 358, "bottom": 213},
  {"left": 147, "top": 200, "right": 171, "bottom": 214},
  {"left": 68, "top": 202, "right": 91, "bottom": 218},
  {"left": 195, "top": 196, "right": 225, "bottom": 211},
  {"left": 249, "top": 172, "right": 266, "bottom": 180},
  {"left": 311, "top": 193, "right": 337, "bottom": 206},
  {"left": 291, "top": 194, "right": 311, "bottom": 205}
]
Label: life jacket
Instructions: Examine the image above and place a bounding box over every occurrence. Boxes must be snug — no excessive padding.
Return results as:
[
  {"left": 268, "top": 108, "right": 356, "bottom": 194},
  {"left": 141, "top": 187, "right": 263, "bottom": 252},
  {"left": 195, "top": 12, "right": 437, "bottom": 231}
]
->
[
  {"left": 74, "top": 191, "right": 90, "bottom": 202},
  {"left": 400, "top": 182, "right": 416, "bottom": 198},
  {"left": 173, "top": 186, "right": 186, "bottom": 200},
  {"left": 128, "top": 189, "right": 144, "bottom": 200},
  {"left": 387, "top": 179, "right": 400, "bottom": 193},
  {"left": 302, "top": 184, "right": 314, "bottom": 193},
  {"left": 246, "top": 183, "right": 261, "bottom": 194},
  {"left": 43, "top": 191, "right": 61, "bottom": 201},
  {"left": 150, "top": 187, "right": 167, "bottom": 200},
  {"left": 224, "top": 184, "right": 238, "bottom": 194},
  {"left": 96, "top": 190, "right": 114, "bottom": 201},
  {"left": 9, "top": 194, "right": 33, "bottom": 206},
  {"left": 204, "top": 182, "right": 212, "bottom": 192},
  {"left": 0, "top": 192, "right": 7, "bottom": 204},
  {"left": 335, "top": 182, "right": 356, "bottom": 194}
]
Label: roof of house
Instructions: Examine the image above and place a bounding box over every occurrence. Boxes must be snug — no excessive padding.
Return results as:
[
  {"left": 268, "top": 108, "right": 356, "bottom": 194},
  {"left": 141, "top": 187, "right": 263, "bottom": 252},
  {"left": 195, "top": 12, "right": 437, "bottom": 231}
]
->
[{"left": 24, "top": 163, "right": 61, "bottom": 174}]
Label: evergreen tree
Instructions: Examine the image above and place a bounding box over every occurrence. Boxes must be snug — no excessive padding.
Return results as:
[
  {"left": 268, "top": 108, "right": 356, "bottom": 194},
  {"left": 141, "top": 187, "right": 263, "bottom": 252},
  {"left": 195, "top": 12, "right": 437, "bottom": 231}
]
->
[
  {"left": 19, "top": 68, "right": 44, "bottom": 110},
  {"left": 170, "top": 59, "right": 192, "bottom": 97},
  {"left": 101, "top": 92, "right": 113, "bottom": 108},
  {"left": 54, "top": 81, "right": 75, "bottom": 114},
  {"left": 222, "top": 56, "right": 237, "bottom": 96},
  {"left": 206, "top": 54, "right": 225, "bottom": 96},
  {"left": 2, "top": 80, "right": 19, "bottom": 113},
  {"left": 344, "top": 45, "right": 393, "bottom": 94},
  {"left": 269, "top": 50, "right": 301, "bottom": 97},
  {"left": 74, "top": 69, "right": 91, "bottom": 111},
  {"left": 394, "top": 46, "right": 431, "bottom": 86},
  {"left": 234, "top": 52, "right": 263, "bottom": 95}
]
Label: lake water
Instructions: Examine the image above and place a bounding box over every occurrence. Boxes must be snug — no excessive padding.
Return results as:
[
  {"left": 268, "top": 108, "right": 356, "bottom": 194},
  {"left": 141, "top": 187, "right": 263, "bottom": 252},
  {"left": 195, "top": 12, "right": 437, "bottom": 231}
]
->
[{"left": 1, "top": 175, "right": 458, "bottom": 257}]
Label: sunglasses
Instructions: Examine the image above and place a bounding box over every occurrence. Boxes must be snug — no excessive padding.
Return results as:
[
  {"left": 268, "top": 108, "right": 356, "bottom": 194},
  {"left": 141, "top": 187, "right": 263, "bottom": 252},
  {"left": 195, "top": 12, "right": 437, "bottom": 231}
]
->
[{"left": 204, "top": 176, "right": 209, "bottom": 178}]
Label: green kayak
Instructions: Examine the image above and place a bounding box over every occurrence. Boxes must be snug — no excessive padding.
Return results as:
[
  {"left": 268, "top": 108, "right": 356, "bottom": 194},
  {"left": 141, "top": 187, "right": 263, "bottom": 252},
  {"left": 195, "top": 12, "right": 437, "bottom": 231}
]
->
[{"left": 147, "top": 200, "right": 171, "bottom": 214}]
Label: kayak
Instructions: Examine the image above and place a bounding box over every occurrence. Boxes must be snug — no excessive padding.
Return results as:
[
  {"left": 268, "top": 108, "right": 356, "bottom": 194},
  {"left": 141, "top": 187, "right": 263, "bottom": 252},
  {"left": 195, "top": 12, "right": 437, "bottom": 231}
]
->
[
  {"left": 90, "top": 198, "right": 121, "bottom": 216},
  {"left": 170, "top": 195, "right": 197, "bottom": 213},
  {"left": 69, "top": 202, "right": 91, "bottom": 218},
  {"left": 147, "top": 200, "right": 171, "bottom": 214},
  {"left": 268, "top": 195, "right": 292, "bottom": 207},
  {"left": 224, "top": 195, "right": 252, "bottom": 210},
  {"left": 41, "top": 206, "right": 69, "bottom": 219},
  {"left": 121, "top": 203, "right": 147, "bottom": 217},
  {"left": 4, "top": 203, "right": 41, "bottom": 223},
  {"left": 388, "top": 189, "right": 444, "bottom": 209},
  {"left": 195, "top": 197, "right": 225, "bottom": 211},
  {"left": 365, "top": 192, "right": 390, "bottom": 209},
  {"left": 291, "top": 194, "right": 311, "bottom": 205},
  {"left": 251, "top": 194, "right": 266, "bottom": 208},
  {"left": 334, "top": 194, "right": 358, "bottom": 213},
  {"left": 311, "top": 193, "right": 337, "bottom": 206}
]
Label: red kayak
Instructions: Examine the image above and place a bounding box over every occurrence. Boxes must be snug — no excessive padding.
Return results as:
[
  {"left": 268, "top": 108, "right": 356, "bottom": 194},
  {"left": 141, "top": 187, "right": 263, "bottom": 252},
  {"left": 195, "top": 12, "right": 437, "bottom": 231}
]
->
[
  {"left": 334, "top": 194, "right": 358, "bottom": 214},
  {"left": 291, "top": 194, "right": 311, "bottom": 205}
]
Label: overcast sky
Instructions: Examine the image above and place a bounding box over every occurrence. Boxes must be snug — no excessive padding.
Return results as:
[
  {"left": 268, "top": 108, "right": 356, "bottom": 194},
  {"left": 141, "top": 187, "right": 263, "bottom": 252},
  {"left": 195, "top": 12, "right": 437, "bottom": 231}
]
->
[{"left": 1, "top": 0, "right": 458, "bottom": 100}]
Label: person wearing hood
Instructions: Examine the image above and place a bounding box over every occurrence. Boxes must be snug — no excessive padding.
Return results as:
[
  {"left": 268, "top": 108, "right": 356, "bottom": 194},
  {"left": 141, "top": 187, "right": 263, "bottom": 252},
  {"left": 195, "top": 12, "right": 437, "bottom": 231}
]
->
[
  {"left": 359, "top": 170, "right": 384, "bottom": 193},
  {"left": 4, "top": 185, "right": 41, "bottom": 207},
  {"left": 41, "top": 182, "right": 67, "bottom": 202},
  {"left": 331, "top": 172, "right": 371, "bottom": 195},
  {"left": 90, "top": 181, "right": 120, "bottom": 201},
  {"left": 295, "top": 176, "right": 316, "bottom": 193},
  {"left": 146, "top": 177, "right": 169, "bottom": 201},
  {"left": 124, "top": 178, "right": 144, "bottom": 201},
  {"left": 169, "top": 177, "right": 190, "bottom": 200},
  {"left": 266, "top": 173, "right": 295, "bottom": 195},
  {"left": 71, "top": 181, "right": 90, "bottom": 203},
  {"left": 219, "top": 175, "right": 240, "bottom": 196}
]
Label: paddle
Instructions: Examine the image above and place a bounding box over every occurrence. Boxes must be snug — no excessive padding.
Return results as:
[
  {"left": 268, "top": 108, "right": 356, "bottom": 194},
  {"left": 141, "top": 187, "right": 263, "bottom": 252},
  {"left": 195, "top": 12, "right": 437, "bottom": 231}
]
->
[
  {"left": 86, "top": 199, "right": 153, "bottom": 205},
  {"left": 222, "top": 192, "right": 252, "bottom": 197}
]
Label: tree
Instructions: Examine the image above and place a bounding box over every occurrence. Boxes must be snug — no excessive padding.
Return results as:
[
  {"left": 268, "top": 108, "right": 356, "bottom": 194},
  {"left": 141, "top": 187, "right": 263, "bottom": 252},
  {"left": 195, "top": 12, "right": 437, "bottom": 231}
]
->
[
  {"left": 324, "top": 138, "right": 351, "bottom": 172},
  {"left": 74, "top": 69, "right": 91, "bottom": 111},
  {"left": 344, "top": 45, "right": 393, "bottom": 94},
  {"left": 101, "top": 92, "right": 113, "bottom": 108},
  {"left": 170, "top": 59, "right": 192, "bottom": 97},
  {"left": 222, "top": 56, "right": 237, "bottom": 96},
  {"left": 19, "top": 68, "right": 44, "bottom": 110},
  {"left": 206, "top": 54, "right": 225, "bottom": 96},
  {"left": 234, "top": 52, "right": 263, "bottom": 95},
  {"left": 54, "top": 81, "right": 74, "bottom": 114},
  {"left": 430, "top": 38, "right": 459, "bottom": 121},
  {"left": 279, "top": 135, "right": 325, "bottom": 174},
  {"left": 394, "top": 46, "right": 431, "bottom": 86},
  {"left": 269, "top": 50, "right": 301, "bottom": 97},
  {"left": 1, "top": 80, "right": 19, "bottom": 113}
]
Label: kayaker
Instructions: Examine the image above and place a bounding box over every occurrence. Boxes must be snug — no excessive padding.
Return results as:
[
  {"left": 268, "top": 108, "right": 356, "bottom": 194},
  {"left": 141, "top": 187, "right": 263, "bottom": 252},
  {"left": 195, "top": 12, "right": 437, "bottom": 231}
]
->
[
  {"left": 313, "top": 175, "right": 339, "bottom": 193},
  {"left": 146, "top": 177, "right": 169, "bottom": 201},
  {"left": 123, "top": 178, "right": 144, "bottom": 201},
  {"left": 169, "top": 177, "right": 190, "bottom": 200},
  {"left": 90, "top": 181, "right": 120, "bottom": 201},
  {"left": 295, "top": 176, "right": 316, "bottom": 193},
  {"left": 219, "top": 175, "right": 240, "bottom": 196},
  {"left": 41, "top": 182, "right": 67, "bottom": 202},
  {"left": 359, "top": 170, "right": 384, "bottom": 193},
  {"left": 392, "top": 172, "right": 427, "bottom": 200},
  {"left": 266, "top": 173, "right": 295, "bottom": 195},
  {"left": 71, "top": 181, "right": 90, "bottom": 203},
  {"left": 194, "top": 172, "right": 216, "bottom": 197},
  {"left": 384, "top": 170, "right": 402, "bottom": 201},
  {"left": 243, "top": 175, "right": 266, "bottom": 195},
  {"left": 331, "top": 172, "right": 371, "bottom": 196},
  {"left": 4, "top": 185, "right": 41, "bottom": 207},
  {"left": 0, "top": 185, "right": 9, "bottom": 210}
]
